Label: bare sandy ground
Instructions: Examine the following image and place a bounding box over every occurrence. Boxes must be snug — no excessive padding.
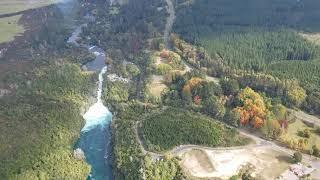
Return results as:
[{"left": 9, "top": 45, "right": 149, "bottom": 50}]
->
[
  {"left": 299, "top": 32, "right": 320, "bottom": 45},
  {"left": 181, "top": 147, "right": 291, "bottom": 180},
  {"left": 205, "top": 76, "right": 220, "bottom": 85},
  {"left": 148, "top": 75, "right": 167, "bottom": 97}
]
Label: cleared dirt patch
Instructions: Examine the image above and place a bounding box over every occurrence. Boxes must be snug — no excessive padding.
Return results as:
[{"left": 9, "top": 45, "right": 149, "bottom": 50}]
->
[
  {"left": 181, "top": 149, "right": 215, "bottom": 175},
  {"left": 180, "top": 147, "right": 291, "bottom": 179},
  {"left": 300, "top": 32, "right": 320, "bottom": 45},
  {"left": 205, "top": 76, "right": 220, "bottom": 85},
  {"left": 148, "top": 75, "right": 167, "bottom": 97}
]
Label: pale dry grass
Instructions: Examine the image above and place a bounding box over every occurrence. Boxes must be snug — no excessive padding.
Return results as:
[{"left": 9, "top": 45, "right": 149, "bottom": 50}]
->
[
  {"left": 299, "top": 32, "right": 320, "bottom": 45},
  {"left": 148, "top": 75, "right": 167, "bottom": 97},
  {"left": 280, "top": 119, "right": 320, "bottom": 150}
]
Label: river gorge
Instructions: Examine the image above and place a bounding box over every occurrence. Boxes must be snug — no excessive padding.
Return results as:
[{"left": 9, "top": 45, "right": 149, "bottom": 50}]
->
[{"left": 68, "top": 16, "right": 113, "bottom": 180}]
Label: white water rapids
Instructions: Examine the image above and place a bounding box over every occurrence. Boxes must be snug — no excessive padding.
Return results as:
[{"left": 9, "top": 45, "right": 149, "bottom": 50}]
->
[
  {"left": 67, "top": 10, "right": 113, "bottom": 179},
  {"left": 82, "top": 66, "right": 111, "bottom": 133}
]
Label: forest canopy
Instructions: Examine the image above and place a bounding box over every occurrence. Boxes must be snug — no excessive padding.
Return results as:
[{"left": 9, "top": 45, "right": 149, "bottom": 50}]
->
[{"left": 141, "top": 108, "right": 250, "bottom": 152}]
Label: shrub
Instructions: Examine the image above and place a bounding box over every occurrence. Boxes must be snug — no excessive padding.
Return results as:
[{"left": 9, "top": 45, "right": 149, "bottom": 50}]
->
[
  {"left": 293, "top": 152, "right": 302, "bottom": 163},
  {"left": 156, "top": 64, "right": 173, "bottom": 75},
  {"left": 298, "top": 129, "right": 311, "bottom": 138},
  {"left": 229, "top": 175, "right": 238, "bottom": 180},
  {"left": 224, "top": 110, "right": 240, "bottom": 127},
  {"left": 261, "top": 119, "right": 281, "bottom": 140},
  {"left": 315, "top": 126, "right": 320, "bottom": 135},
  {"left": 312, "top": 145, "right": 320, "bottom": 157},
  {"left": 202, "top": 95, "right": 226, "bottom": 120},
  {"left": 220, "top": 78, "right": 240, "bottom": 96}
]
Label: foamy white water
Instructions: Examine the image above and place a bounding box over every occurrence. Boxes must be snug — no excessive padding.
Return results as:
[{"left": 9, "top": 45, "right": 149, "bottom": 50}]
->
[
  {"left": 82, "top": 66, "right": 111, "bottom": 132},
  {"left": 68, "top": 12, "right": 113, "bottom": 179},
  {"left": 97, "top": 66, "right": 107, "bottom": 103}
]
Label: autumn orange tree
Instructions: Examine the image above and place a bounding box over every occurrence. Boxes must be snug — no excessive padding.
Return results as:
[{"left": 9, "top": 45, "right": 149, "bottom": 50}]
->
[
  {"left": 183, "top": 77, "right": 204, "bottom": 91},
  {"left": 182, "top": 77, "right": 204, "bottom": 103},
  {"left": 234, "top": 87, "right": 267, "bottom": 128}
]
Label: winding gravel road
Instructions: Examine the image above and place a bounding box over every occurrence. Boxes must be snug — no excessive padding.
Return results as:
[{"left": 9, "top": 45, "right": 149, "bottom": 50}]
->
[
  {"left": 134, "top": 120, "right": 320, "bottom": 176},
  {"left": 164, "top": 0, "right": 175, "bottom": 49}
]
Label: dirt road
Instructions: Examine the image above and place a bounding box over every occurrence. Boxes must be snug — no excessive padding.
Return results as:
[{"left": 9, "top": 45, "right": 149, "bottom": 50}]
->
[
  {"left": 134, "top": 120, "right": 319, "bottom": 171},
  {"left": 164, "top": 0, "right": 175, "bottom": 49},
  {"left": 289, "top": 109, "right": 320, "bottom": 127}
]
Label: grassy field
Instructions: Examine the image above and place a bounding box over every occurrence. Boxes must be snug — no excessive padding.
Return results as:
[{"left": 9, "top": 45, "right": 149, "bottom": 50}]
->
[
  {"left": 280, "top": 119, "right": 320, "bottom": 150},
  {"left": 0, "top": 0, "right": 61, "bottom": 15},
  {"left": 0, "top": 0, "right": 62, "bottom": 44},
  {"left": 0, "top": 15, "right": 24, "bottom": 43}
]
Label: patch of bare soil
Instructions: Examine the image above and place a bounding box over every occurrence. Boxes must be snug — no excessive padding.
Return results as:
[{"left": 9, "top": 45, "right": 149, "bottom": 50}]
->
[
  {"left": 148, "top": 75, "right": 167, "bottom": 97},
  {"left": 181, "top": 149, "right": 215, "bottom": 175},
  {"left": 181, "top": 147, "right": 291, "bottom": 180},
  {"left": 299, "top": 32, "right": 320, "bottom": 45},
  {"left": 205, "top": 76, "right": 220, "bottom": 85}
]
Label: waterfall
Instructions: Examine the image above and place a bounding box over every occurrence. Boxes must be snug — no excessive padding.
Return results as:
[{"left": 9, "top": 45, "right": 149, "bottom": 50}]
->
[
  {"left": 78, "top": 65, "right": 113, "bottom": 180},
  {"left": 82, "top": 66, "right": 111, "bottom": 133},
  {"left": 68, "top": 10, "right": 113, "bottom": 179},
  {"left": 97, "top": 66, "right": 107, "bottom": 103}
]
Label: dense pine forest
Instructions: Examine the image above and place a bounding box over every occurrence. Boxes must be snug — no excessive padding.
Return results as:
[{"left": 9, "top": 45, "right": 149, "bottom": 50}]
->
[
  {"left": 142, "top": 108, "right": 250, "bottom": 152},
  {"left": 173, "top": 0, "right": 320, "bottom": 116}
]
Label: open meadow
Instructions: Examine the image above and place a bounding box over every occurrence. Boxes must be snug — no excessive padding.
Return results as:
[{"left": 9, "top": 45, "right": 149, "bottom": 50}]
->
[
  {"left": 0, "top": 15, "right": 24, "bottom": 43},
  {"left": 0, "top": 0, "right": 61, "bottom": 15},
  {"left": 0, "top": 0, "right": 62, "bottom": 43}
]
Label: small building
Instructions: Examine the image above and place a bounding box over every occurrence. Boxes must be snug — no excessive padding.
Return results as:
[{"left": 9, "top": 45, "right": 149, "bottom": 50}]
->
[{"left": 278, "top": 163, "right": 315, "bottom": 179}]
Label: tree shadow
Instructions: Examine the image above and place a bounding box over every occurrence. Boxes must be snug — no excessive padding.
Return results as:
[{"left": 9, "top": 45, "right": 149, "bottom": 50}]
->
[{"left": 276, "top": 155, "right": 293, "bottom": 164}]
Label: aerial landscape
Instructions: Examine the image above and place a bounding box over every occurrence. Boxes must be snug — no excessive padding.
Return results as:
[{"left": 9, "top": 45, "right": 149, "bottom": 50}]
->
[{"left": 1, "top": 0, "right": 320, "bottom": 179}]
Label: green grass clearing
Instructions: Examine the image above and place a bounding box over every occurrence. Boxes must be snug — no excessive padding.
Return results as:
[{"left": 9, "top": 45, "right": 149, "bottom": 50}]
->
[
  {"left": 281, "top": 119, "right": 320, "bottom": 150},
  {"left": 0, "top": 15, "right": 24, "bottom": 43},
  {"left": 0, "top": 0, "right": 61, "bottom": 15},
  {"left": 0, "top": 0, "right": 64, "bottom": 43}
]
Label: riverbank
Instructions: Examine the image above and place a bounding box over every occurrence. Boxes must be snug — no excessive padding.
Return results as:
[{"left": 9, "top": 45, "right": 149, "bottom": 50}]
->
[
  {"left": 0, "top": 1, "right": 98, "bottom": 178},
  {"left": 0, "top": 62, "right": 95, "bottom": 178},
  {"left": 67, "top": 6, "right": 115, "bottom": 178}
]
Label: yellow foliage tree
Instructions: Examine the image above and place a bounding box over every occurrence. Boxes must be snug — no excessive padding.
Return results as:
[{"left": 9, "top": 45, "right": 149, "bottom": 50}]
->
[
  {"left": 182, "top": 77, "right": 204, "bottom": 94},
  {"left": 234, "top": 87, "right": 267, "bottom": 128}
]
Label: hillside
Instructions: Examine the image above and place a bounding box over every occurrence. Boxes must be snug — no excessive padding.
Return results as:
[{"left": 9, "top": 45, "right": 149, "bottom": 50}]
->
[{"left": 1, "top": 0, "right": 320, "bottom": 179}]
